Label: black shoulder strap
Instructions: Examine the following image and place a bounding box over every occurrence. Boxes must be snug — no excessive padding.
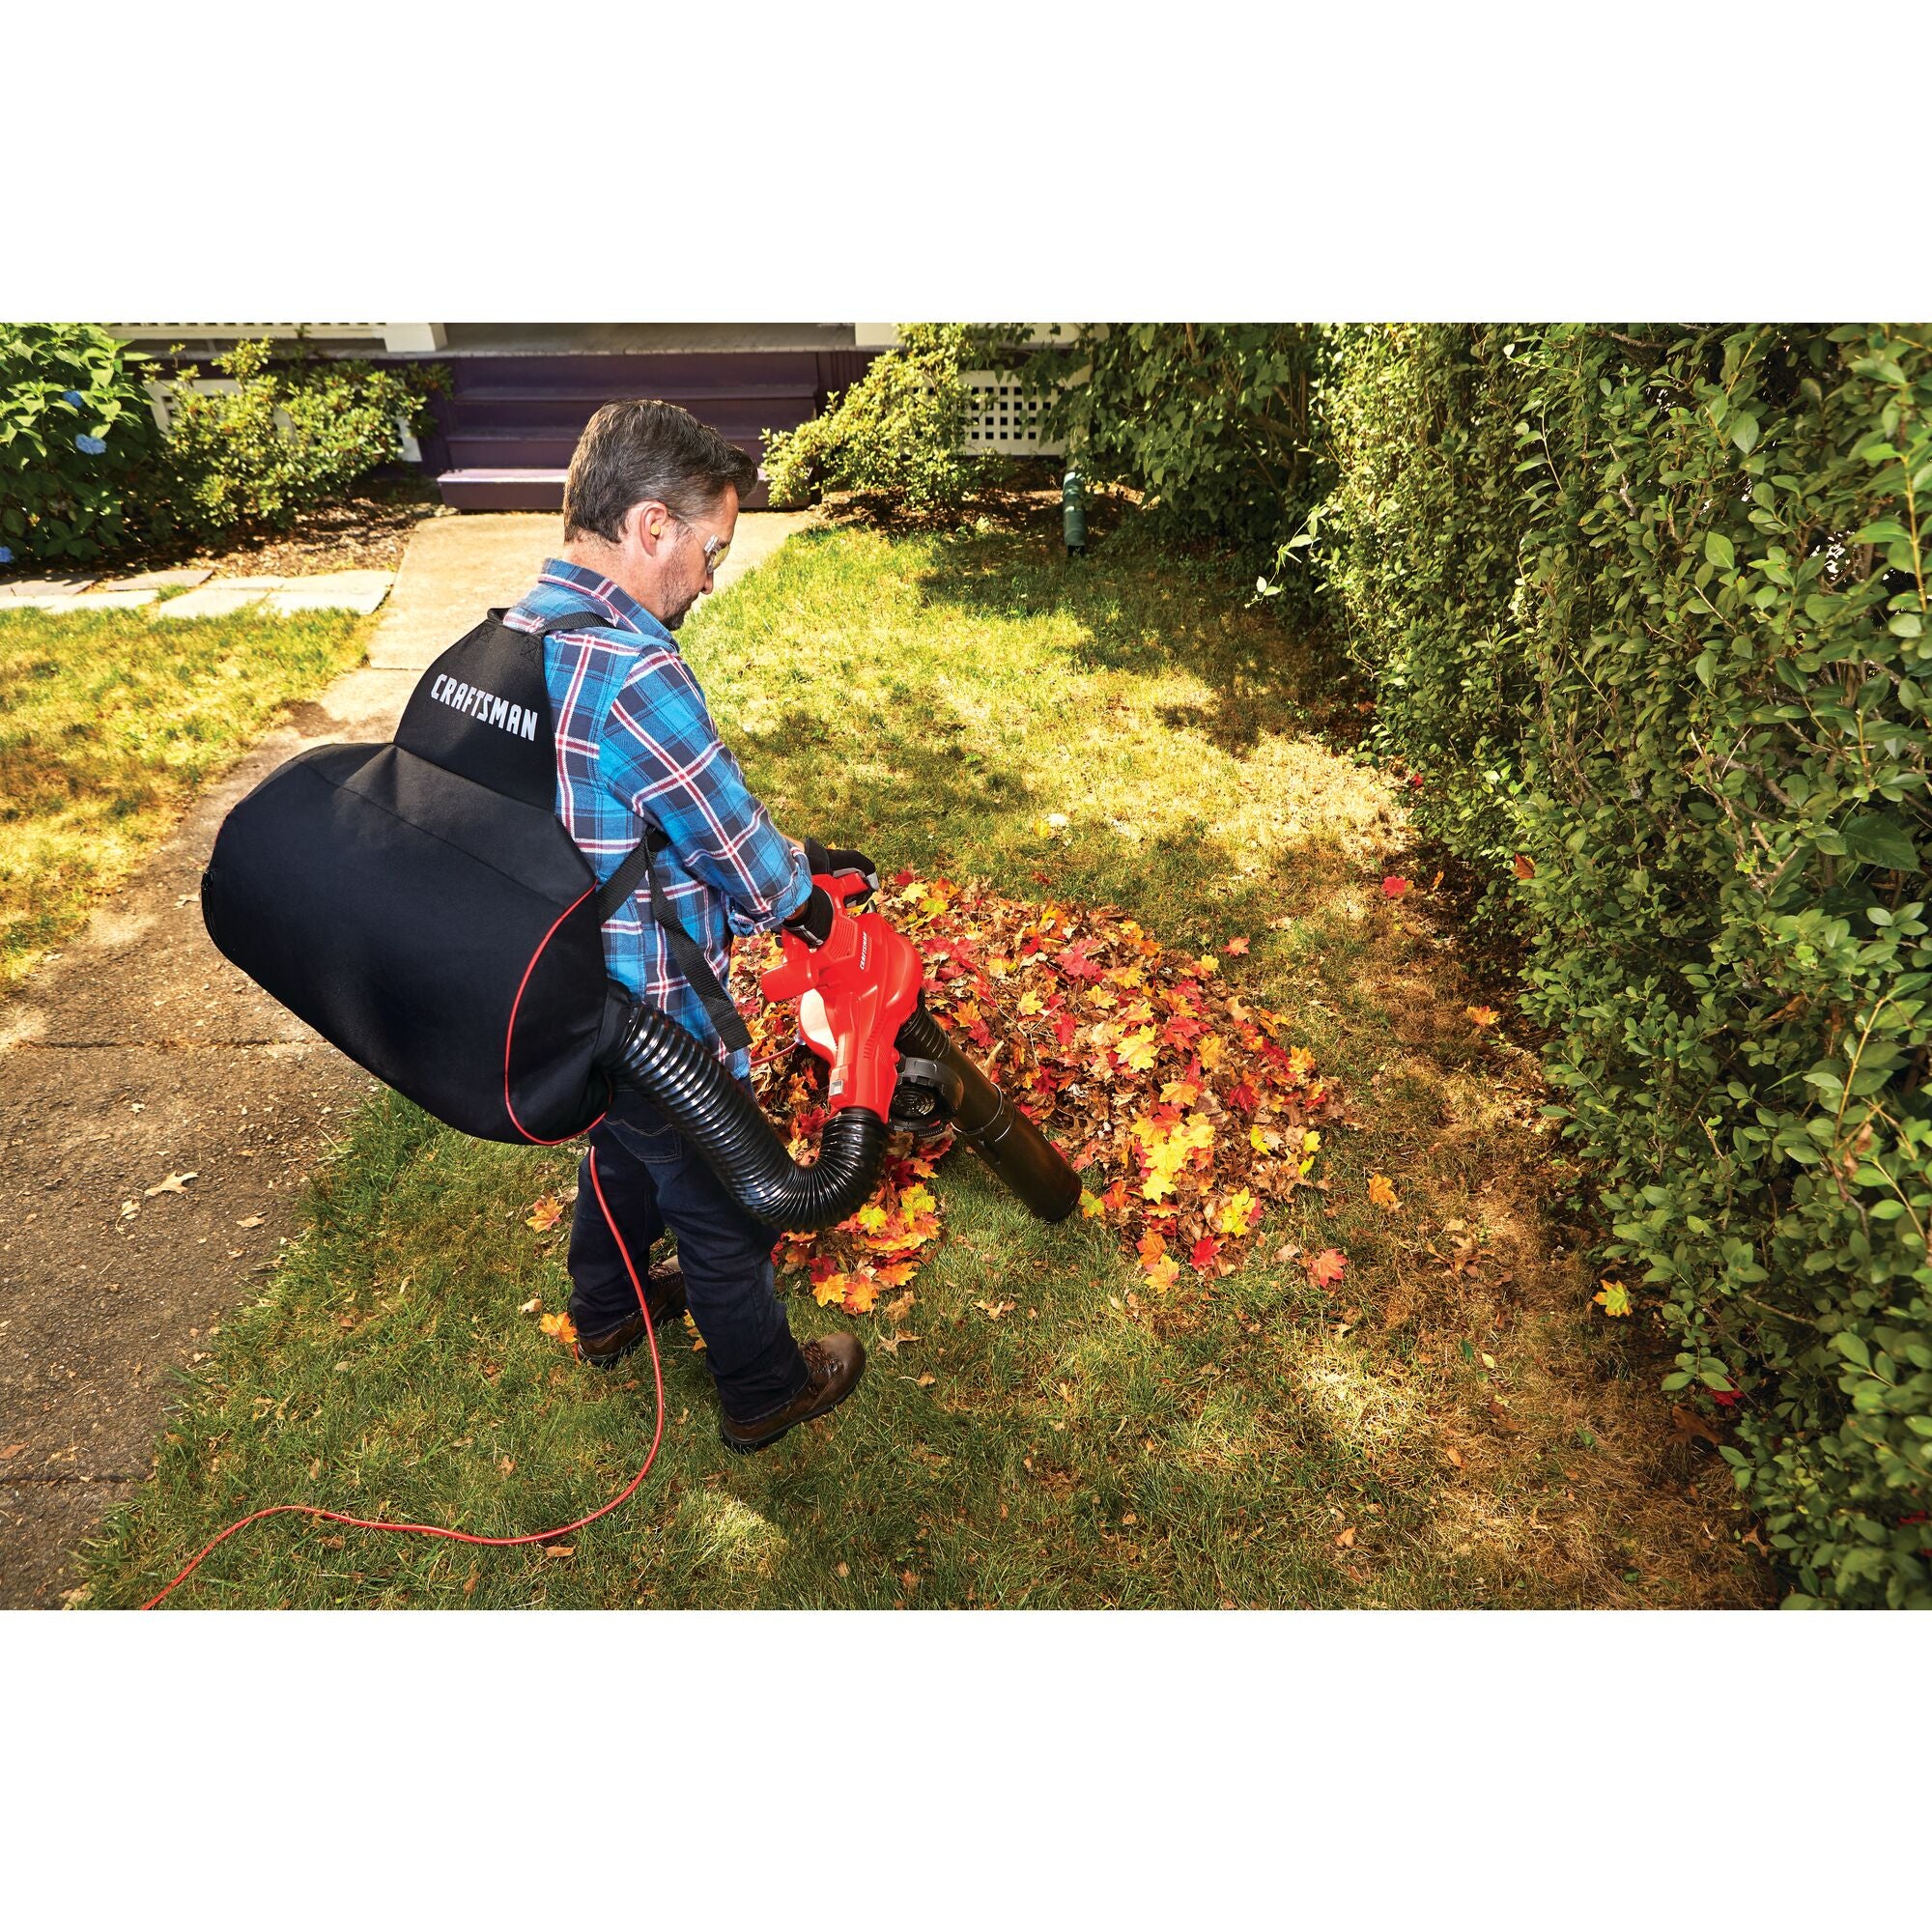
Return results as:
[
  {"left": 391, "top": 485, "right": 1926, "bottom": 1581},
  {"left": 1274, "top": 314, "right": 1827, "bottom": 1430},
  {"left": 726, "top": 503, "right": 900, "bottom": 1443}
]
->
[
  {"left": 593, "top": 826, "right": 666, "bottom": 923},
  {"left": 528, "top": 607, "right": 614, "bottom": 638},
  {"left": 594, "top": 826, "right": 752, "bottom": 1054}
]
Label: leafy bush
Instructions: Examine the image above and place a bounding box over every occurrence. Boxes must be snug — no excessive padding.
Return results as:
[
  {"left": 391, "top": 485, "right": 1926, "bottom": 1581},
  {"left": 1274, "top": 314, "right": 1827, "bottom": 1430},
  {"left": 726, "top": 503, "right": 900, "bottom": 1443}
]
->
[
  {"left": 763, "top": 324, "right": 1023, "bottom": 515},
  {"left": 1023, "top": 325, "right": 1331, "bottom": 598},
  {"left": 159, "top": 338, "right": 442, "bottom": 537},
  {"left": 0, "top": 323, "right": 164, "bottom": 563},
  {"left": 1319, "top": 324, "right": 1932, "bottom": 1606},
  {"left": 1316, "top": 325, "right": 1535, "bottom": 925}
]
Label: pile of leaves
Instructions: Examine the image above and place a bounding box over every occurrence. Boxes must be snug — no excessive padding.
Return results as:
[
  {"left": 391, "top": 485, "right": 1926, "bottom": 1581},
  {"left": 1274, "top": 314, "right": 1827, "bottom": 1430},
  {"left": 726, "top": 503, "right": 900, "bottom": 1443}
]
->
[{"left": 730, "top": 872, "right": 1345, "bottom": 1318}]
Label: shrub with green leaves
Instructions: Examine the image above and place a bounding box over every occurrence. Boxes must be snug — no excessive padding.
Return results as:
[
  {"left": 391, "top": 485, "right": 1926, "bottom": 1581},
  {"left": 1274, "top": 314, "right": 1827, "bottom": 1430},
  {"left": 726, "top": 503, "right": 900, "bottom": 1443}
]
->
[
  {"left": 0, "top": 323, "right": 164, "bottom": 563},
  {"left": 1318, "top": 324, "right": 1932, "bottom": 1606},
  {"left": 762, "top": 324, "right": 1022, "bottom": 515},
  {"left": 1024, "top": 325, "right": 1331, "bottom": 592},
  {"left": 1315, "top": 325, "right": 1534, "bottom": 924},
  {"left": 159, "top": 338, "right": 443, "bottom": 537}
]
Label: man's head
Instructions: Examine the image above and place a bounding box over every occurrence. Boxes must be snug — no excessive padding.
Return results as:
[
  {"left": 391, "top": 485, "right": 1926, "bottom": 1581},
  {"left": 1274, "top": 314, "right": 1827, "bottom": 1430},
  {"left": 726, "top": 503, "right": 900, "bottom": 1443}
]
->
[{"left": 561, "top": 400, "right": 760, "bottom": 630}]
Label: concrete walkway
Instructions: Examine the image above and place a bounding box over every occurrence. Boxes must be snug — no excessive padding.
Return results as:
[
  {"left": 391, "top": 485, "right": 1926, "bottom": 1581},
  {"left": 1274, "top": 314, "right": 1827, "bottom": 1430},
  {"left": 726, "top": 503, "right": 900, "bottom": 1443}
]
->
[
  {"left": 0, "top": 511, "right": 810, "bottom": 1606},
  {"left": 0, "top": 569, "right": 396, "bottom": 618}
]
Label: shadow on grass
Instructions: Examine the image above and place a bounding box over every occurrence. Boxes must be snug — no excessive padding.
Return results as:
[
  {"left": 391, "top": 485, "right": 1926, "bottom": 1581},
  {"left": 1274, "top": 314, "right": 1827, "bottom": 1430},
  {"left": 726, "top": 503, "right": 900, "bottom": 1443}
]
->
[{"left": 903, "top": 526, "right": 1369, "bottom": 757}]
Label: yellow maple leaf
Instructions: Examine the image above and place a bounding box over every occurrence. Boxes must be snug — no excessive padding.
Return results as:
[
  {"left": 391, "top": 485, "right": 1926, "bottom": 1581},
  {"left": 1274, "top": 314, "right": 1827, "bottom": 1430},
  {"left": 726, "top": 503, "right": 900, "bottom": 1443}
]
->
[
  {"left": 1080, "top": 1189, "right": 1106, "bottom": 1219},
  {"left": 1218, "top": 1188, "right": 1259, "bottom": 1237},
  {"left": 855, "top": 1203, "right": 890, "bottom": 1235},
  {"left": 844, "top": 1274, "right": 881, "bottom": 1315},
  {"left": 526, "top": 1195, "right": 563, "bottom": 1233},
  {"left": 1594, "top": 1279, "right": 1633, "bottom": 1318},
  {"left": 539, "top": 1311, "right": 578, "bottom": 1347},
  {"left": 1198, "top": 1035, "right": 1227, "bottom": 1071},
  {"left": 1302, "top": 1129, "right": 1321, "bottom": 1153},
  {"left": 1145, "top": 1253, "right": 1180, "bottom": 1293},
  {"left": 1017, "top": 987, "right": 1044, "bottom": 1016},
  {"left": 1161, "top": 1078, "right": 1200, "bottom": 1107},
  {"left": 1466, "top": 1005, "right": 1500, "bottom": 1028},
  {"left": 1368, "top": 1173, "right": 1401, "bottom": 1210},
  {"left": 1194, "top": 953, "right": 1220, "bottom": 977},
  {"left": 1250, "top": 1124, "right": 1277, "bottom": 1154},
  {"left": 899, "top": 1183, "right": 937, "bottom": 1218},
  {"left": 812, "top": 1271, "right": 852, "bottom": 1309},
  {"left": 1119, "top": 1026, "right": 1159, "bottom": 1071}
]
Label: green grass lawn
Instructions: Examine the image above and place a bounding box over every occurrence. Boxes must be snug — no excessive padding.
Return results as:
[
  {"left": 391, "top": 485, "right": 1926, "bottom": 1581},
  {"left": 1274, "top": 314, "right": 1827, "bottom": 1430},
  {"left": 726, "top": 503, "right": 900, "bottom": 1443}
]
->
[
  {"left": 77, "top": 521, "right": 1772, "bottom": 1609},
  {"left": 0, "top": 602, "right": 368, "bottom": 987}
]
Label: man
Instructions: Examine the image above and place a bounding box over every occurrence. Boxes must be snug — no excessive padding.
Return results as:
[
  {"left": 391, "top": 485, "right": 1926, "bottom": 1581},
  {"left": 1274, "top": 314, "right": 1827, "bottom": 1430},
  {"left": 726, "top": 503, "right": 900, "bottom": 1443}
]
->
[{"left": 506, "top": 399, "right": 872, "bottom": 1454}]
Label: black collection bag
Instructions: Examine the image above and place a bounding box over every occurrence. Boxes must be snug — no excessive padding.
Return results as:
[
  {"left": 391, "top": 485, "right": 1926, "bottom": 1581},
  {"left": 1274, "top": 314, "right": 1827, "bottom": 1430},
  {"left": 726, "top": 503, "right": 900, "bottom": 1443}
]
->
[{"left": 201, "top": 607, "right": 749, "bottom": 1145}]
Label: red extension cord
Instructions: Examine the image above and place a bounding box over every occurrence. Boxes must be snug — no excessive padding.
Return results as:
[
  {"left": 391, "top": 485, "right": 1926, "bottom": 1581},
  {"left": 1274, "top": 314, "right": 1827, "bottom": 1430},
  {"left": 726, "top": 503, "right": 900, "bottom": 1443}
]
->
[{"left": 140, "top": 1148, "right": 664, "bottom": 1609}]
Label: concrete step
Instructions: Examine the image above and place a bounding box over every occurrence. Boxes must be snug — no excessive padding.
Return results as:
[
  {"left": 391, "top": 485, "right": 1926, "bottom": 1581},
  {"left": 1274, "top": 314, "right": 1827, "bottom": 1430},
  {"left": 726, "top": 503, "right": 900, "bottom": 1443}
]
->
[{"left": 437, "top": 469, "right": 774, "bottom": 513}]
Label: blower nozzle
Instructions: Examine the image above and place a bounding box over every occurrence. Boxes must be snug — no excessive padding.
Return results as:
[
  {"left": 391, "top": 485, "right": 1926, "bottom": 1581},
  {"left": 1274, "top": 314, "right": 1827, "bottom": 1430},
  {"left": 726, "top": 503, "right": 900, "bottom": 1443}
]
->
[{"left": 606, "top": 872, "right": 1081, "bottom": 1232}]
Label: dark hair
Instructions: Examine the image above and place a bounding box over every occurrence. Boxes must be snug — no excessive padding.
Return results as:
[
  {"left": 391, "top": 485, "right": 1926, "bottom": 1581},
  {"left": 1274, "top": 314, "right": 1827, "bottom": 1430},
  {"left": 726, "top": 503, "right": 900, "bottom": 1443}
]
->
[{"left": 562, "top": 399, "right": 759, "bottom": 542}]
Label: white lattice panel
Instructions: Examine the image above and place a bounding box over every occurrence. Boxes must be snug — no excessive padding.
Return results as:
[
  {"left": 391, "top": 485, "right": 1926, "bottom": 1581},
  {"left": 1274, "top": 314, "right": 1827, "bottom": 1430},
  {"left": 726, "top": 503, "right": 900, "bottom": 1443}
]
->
[{"left": 959, "top": 371, "right": 1064, "bottom": 455}]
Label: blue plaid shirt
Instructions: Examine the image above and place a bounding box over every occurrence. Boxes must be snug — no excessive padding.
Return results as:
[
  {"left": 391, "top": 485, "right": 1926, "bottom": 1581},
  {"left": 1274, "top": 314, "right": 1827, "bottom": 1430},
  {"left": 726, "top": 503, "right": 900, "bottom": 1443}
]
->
[{"left": 507, "top": 559, "right": 810, "bottom": 1080}]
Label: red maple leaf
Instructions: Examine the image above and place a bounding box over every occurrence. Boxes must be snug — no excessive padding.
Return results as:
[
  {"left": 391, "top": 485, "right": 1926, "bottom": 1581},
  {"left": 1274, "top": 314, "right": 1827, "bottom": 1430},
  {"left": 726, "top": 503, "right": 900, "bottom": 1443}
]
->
[
  {"left": 1305, "top": 1248, "right": 1348, "bottom": 1289},
  {"left": 1224, "top": 936, "right": 1250, "bottom": 955},
  {"left": 1190, "top": 1235, "right": 1221, "bottom": 1272}
]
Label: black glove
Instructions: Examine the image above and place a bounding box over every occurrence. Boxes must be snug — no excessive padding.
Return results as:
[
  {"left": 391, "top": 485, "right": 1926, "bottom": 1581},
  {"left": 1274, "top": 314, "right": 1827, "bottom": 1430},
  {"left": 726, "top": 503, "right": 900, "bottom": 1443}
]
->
[
  {"left": 782, "top": 882, "right": 838, "bottom": 950},
  {"left": 803, "top": 838, "right": 880, "bottom": 900}
]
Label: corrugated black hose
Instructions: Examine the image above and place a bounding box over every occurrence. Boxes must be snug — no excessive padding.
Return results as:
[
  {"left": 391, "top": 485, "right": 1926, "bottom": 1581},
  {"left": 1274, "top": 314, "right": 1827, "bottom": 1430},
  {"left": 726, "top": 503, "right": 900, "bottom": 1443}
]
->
[{"left": 606, "top": 998, "right": 889, "bottom": 1233}]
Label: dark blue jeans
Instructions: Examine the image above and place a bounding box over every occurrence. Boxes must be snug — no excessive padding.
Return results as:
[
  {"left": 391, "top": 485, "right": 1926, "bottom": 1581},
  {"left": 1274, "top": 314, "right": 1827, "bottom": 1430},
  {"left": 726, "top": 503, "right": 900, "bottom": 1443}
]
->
[{"left": 568, "top": 1085, "right": 812, "bottom": 1424}]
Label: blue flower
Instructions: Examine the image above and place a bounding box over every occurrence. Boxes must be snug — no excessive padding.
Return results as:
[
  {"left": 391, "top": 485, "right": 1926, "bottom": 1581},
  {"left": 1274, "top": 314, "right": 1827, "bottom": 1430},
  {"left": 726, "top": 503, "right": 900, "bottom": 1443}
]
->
[
  {"left": 62, "top": 389, "right": 84, "bottom": 408},
  {"left": 75, "top": 434, "right": 107, "bottom": 455},
  {"left": 0, "top": 546, "right": 13, "bottom": 566}
]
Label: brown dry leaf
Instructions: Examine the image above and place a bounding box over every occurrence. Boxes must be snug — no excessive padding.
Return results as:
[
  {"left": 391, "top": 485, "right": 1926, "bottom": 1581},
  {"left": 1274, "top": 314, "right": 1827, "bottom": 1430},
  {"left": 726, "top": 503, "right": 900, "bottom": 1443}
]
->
[
  {"left": 1669, "top": 1406, "right": 1721, "bottom": 1449},
  {"left": 498, "top": 1456, "right": 515, "bottom": 1474},
  {"left": 0, "top": 1443, "right": 24, "bottom": 1461},
  {"left": 463, "top": 1570, "right": 480, "bottom": 1597},
  {"left": 975, "top": 1298, "right": 1015, "bottom": 1321},
  {"left": 1335, "top": 1525, "right": 1356, "bottom": 1548},
  {"left": 1443, "top": 1445, "right": 1464, "bottom": 1469},
  {"left": 517, "top": 1294, "right": 543, "bottom": 1318},
  {"left": 526, "top": 1195, "right": 564, "bottom": 1234},
  {"left": 544, "top": 1545, "right": 575, "bottom": 1559},
  {"left": 900, "top": 1569, "right": 920, "bottom": 1593},
  {"left": 235, "top": 1215, "right": 265, "bottom": 1230},
  {"left": 144, "top": 1171, "right": 198, "bottom": 1198},
  {"left": 916, "top": 1373, "right": 936, "bottom": 1387}
]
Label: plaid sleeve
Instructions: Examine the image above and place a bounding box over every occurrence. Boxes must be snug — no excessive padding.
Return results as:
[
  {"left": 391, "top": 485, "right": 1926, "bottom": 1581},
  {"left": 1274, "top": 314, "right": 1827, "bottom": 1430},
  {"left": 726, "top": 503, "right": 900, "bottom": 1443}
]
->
[{"left": 598, "top": 645, "right": 811, "bottom": 936}]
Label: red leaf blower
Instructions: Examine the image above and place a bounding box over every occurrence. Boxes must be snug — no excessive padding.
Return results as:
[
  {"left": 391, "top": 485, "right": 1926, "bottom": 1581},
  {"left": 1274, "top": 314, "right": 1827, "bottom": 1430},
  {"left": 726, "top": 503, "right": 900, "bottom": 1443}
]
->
[{"left": 606, "top": 868, "right": 1082, "bottom": 1231}]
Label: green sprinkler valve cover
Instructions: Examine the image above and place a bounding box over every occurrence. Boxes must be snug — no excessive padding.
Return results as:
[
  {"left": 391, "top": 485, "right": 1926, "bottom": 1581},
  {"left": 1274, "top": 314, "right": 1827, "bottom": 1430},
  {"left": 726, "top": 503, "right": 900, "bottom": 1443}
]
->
[{"left": 1062, "top": 465, "right": 1086, "bottom": 554}]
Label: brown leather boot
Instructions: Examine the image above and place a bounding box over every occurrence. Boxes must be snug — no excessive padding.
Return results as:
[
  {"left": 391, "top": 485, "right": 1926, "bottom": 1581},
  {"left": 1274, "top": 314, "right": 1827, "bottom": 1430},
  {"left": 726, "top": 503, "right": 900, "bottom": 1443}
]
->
[
  {"left": 575, "top": 1257, "right": 688, "bottom": 1369},
  {"left": 719, "top": 1333, "right": 867, "bottom": 1454}
]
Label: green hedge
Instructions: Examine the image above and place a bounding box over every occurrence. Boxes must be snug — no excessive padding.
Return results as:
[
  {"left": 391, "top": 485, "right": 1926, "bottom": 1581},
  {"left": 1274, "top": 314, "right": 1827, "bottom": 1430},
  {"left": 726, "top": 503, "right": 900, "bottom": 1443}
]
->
[{"left": 1319, "top": 325, "right": 1932, "bottom": 1607}]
